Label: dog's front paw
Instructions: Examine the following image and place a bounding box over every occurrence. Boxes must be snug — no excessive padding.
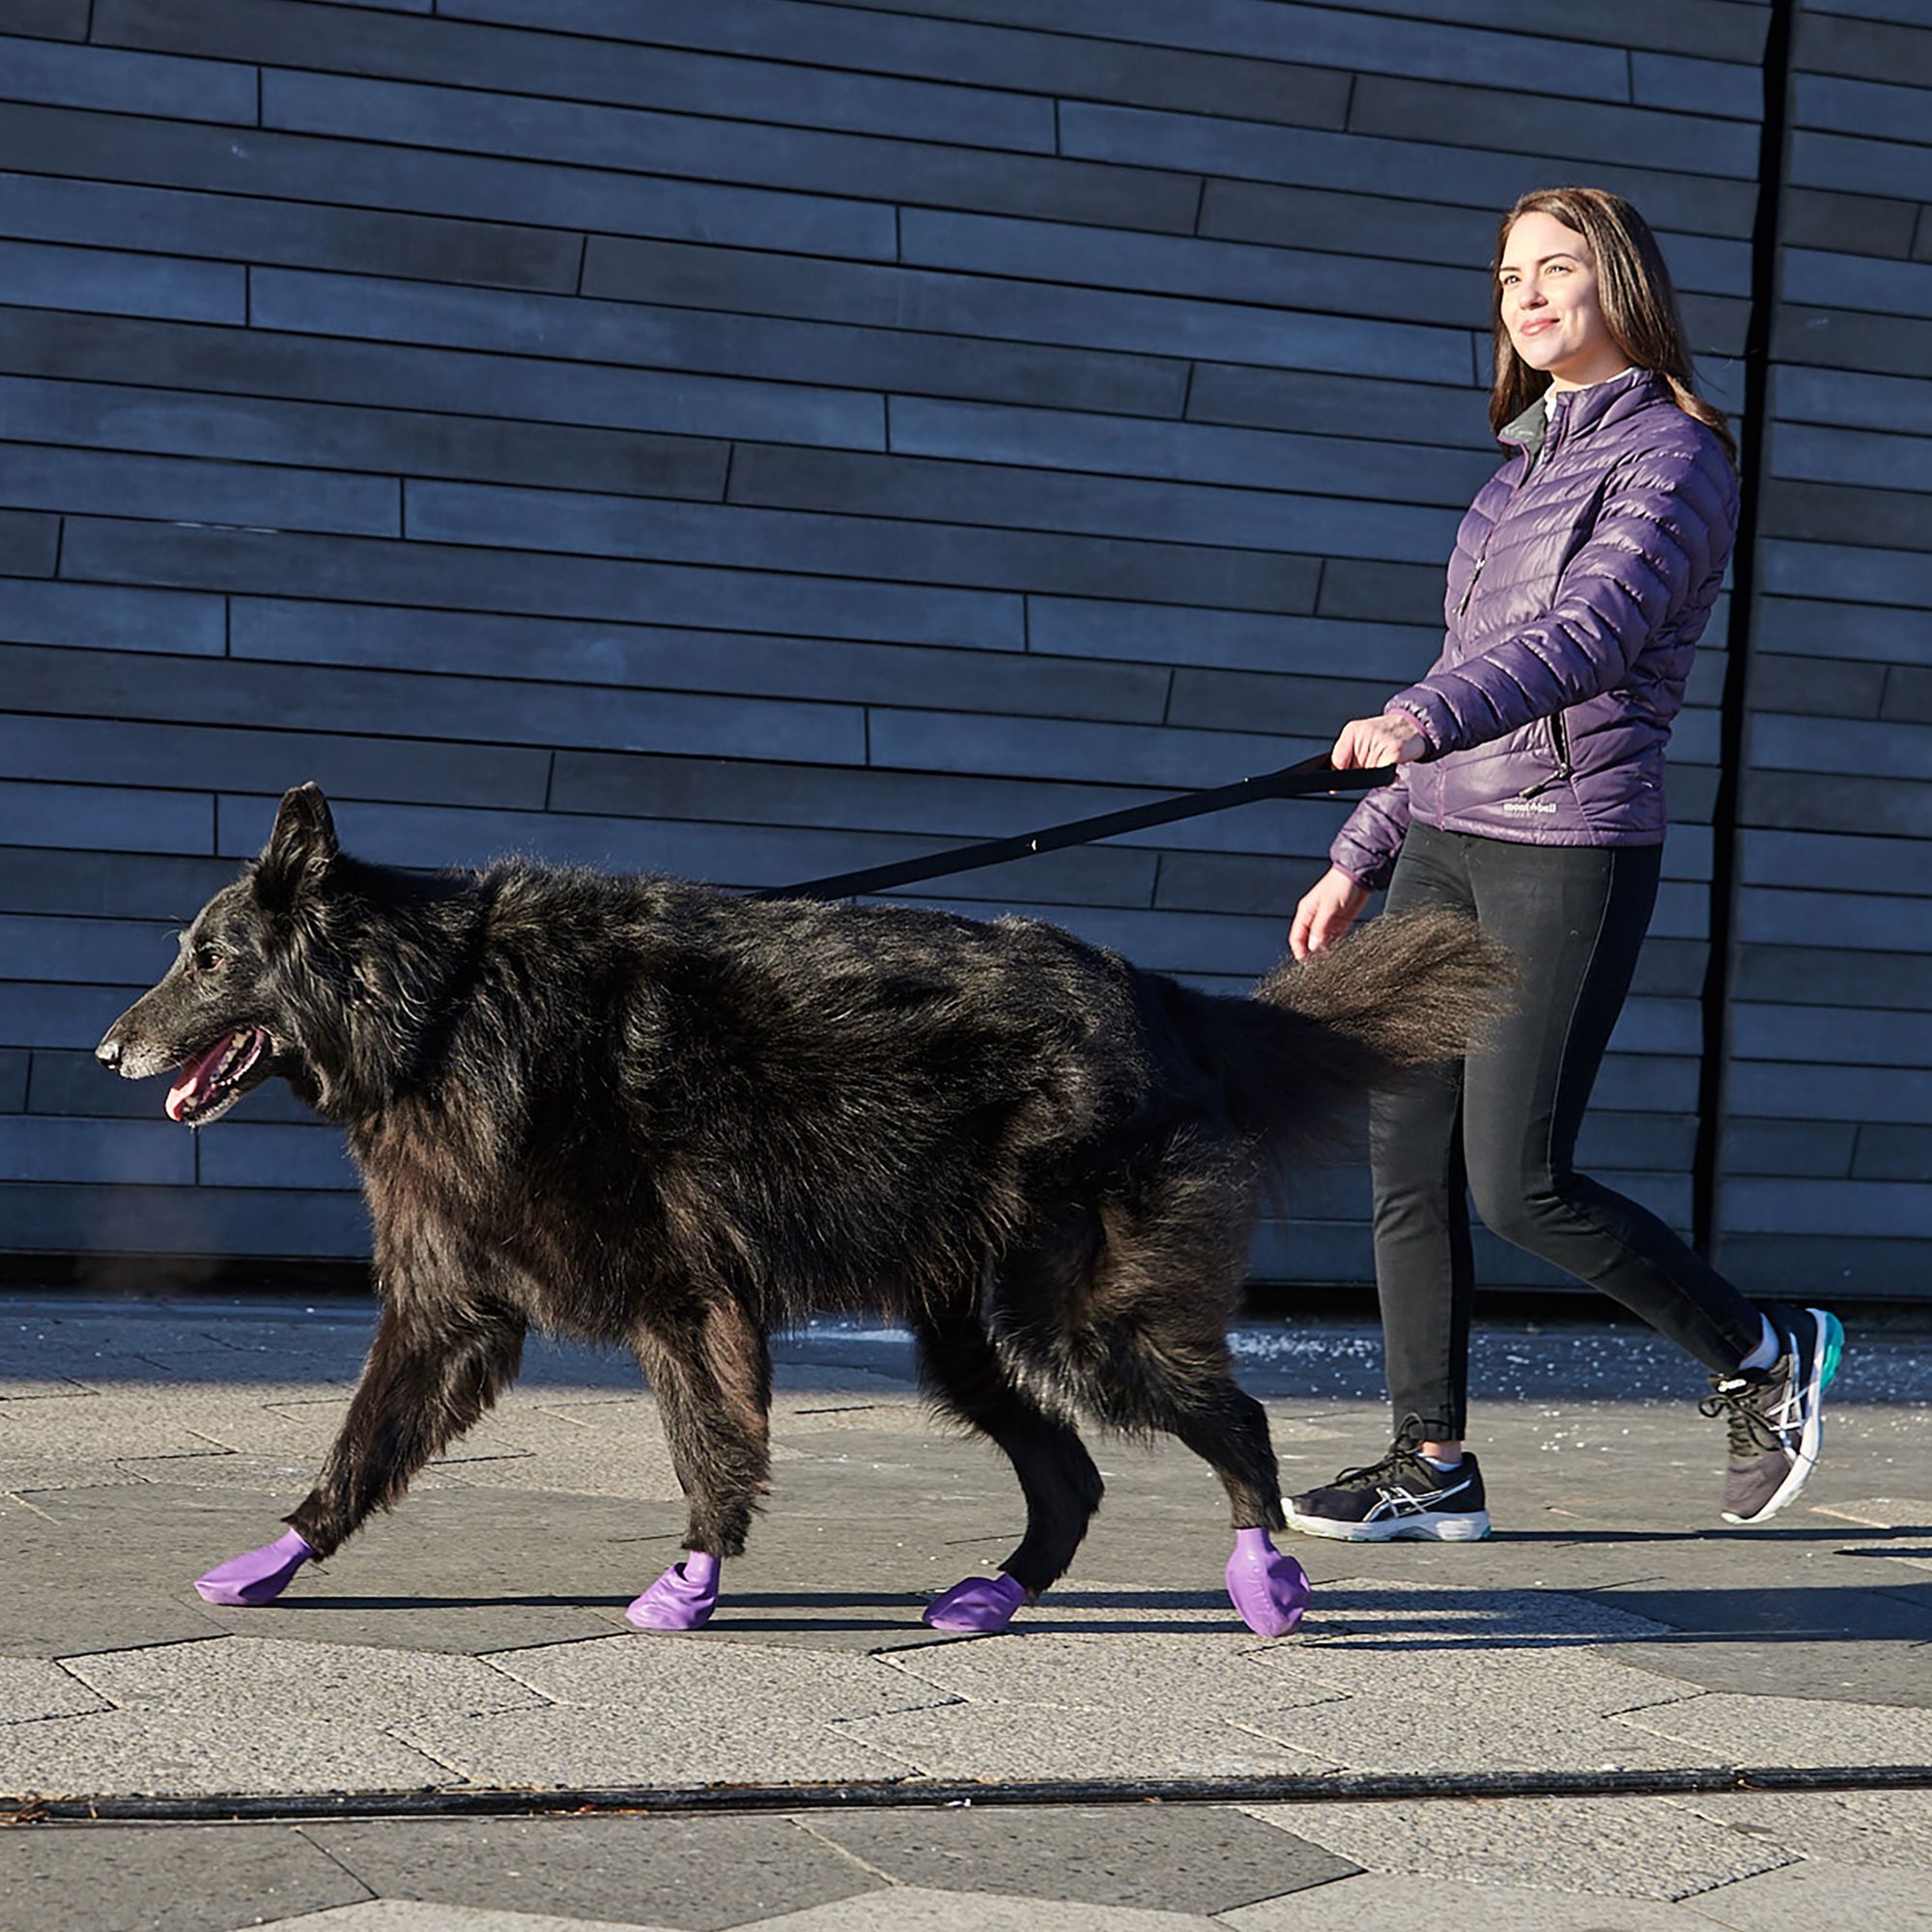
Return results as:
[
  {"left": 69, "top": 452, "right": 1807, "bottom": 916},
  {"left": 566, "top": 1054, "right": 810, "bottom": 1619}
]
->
[
  {"left": 626, "top": 1551, "right": 721, "bottom": 1632},
  {"left": 194, "top": 1529, "right": 315, "bottom": 1606},
  {"left": 923, "top": 1572, "right": 1029, "bottom": 1634},
  {"left": 1226, "top": 1527, "right": 1311, "bottom": 1636}
]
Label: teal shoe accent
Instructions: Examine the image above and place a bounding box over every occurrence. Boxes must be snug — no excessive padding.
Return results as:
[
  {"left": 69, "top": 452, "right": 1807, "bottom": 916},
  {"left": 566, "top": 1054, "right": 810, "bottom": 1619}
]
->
[{"left": 1815, "top": 1308, "right": 1845, "bottom": 1394}]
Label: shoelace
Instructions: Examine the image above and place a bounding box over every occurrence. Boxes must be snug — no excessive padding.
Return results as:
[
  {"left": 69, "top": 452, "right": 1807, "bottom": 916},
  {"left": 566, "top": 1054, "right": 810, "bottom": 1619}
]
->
[
  {"left": 1331, "top": 1412, "right": 1434, "bottom": 1489},
  {"left": 1698, "top": 1368, "right": 1792, "bottom": 1457}
]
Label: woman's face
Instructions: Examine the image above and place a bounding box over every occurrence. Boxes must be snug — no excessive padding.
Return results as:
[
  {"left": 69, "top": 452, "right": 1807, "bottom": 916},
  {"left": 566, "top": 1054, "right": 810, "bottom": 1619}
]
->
[{"left": 1497, "top": 211, "right": 1629, "bottom": 389}]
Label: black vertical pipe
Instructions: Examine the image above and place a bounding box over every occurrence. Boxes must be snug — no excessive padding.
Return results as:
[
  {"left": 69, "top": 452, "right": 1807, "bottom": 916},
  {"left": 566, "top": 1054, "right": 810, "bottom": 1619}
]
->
[{"left": 1693, "top": 0, "right": 1799, "bottom": 1258}]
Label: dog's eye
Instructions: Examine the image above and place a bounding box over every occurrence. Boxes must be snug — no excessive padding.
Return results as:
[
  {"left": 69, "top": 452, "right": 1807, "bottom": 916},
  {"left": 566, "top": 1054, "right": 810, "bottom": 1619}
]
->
[{"left": 192, "top": 945, "right": 226, "bottom": 973}]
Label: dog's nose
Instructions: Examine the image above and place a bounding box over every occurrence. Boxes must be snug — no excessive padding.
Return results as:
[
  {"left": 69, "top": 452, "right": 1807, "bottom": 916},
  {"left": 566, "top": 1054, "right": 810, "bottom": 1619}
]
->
[{"left": 96, "top": 1037, "right": 122, "bottom": 1071}]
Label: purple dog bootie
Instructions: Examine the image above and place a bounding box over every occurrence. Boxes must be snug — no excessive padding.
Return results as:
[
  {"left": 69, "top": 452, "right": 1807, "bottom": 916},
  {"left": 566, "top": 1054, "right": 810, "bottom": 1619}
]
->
[
  {"left": 194, "top": 1528, "right": 315, "bottom": 1606},
  {"left": 923, "top": 1571, "right": 1029, "bottom": 1634},
  {"left": 1226, "top": 1526, "right": 1312, "bottom": 1637},
  {"left": 626, "top": 1550, "right": 722, "bottom": 1632}
]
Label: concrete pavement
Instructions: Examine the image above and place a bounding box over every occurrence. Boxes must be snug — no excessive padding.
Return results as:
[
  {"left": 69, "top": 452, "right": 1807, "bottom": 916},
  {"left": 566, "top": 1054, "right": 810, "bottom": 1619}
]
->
[{"left": 2, "top": 1293, "right": 1931, "bottom": 1930}]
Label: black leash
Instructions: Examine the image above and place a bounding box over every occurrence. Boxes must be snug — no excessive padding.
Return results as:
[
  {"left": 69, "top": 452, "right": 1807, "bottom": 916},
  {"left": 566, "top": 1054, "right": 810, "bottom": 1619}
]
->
[{"left": 758, "top": 754, "right": 1396, "bottom": 902}]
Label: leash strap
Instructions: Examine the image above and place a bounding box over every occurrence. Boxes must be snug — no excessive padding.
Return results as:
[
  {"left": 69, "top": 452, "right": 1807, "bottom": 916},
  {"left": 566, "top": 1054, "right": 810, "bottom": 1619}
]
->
[{"left": 760, "top": 754, "right": 1396, "bottom": 902}]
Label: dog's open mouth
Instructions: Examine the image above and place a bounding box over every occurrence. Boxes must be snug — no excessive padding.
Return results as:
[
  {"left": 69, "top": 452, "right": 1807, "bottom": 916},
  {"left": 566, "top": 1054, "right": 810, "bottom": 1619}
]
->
[{"left": 165, "top": 1028, "right": 271, "bottom": 1124}]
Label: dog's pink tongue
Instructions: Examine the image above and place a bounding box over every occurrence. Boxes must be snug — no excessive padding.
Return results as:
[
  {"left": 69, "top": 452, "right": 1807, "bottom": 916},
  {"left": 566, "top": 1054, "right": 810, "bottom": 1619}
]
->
[{"left": 165, "top": 1032, "right": 239, "bottom": 1122}]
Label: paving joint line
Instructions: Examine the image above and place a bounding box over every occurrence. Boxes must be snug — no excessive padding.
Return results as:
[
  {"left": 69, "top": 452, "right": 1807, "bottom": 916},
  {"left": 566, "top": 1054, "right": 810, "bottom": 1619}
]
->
[{"left": 11, "top": 1762, "right": 1932, "bottom": 1826}]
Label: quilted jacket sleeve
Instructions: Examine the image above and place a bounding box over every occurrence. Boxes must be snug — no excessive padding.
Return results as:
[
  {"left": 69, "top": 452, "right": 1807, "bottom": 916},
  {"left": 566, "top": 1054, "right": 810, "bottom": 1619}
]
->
[
  {"left": 1329, "top": 770, "right": 1412, "bottom": 893},
  {"left": 1384, "top": 440, "right": 1738, "bottom": 759}
]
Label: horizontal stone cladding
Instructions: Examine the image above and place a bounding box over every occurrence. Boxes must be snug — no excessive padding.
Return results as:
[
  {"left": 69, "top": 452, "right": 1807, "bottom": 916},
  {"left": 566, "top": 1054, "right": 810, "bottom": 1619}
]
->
[
  {"left": 1716, "top": 0, "right": 1932, "bottom": 1297},
  {"left": 0, "top": 0, "right": 1812, "bottom": 1288}
]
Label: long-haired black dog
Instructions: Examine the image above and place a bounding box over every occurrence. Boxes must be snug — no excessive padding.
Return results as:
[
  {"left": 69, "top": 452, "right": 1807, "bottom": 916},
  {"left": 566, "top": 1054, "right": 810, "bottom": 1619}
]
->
[{"left": 98, "top": 784, "right": 1506, "bottom": 1636}]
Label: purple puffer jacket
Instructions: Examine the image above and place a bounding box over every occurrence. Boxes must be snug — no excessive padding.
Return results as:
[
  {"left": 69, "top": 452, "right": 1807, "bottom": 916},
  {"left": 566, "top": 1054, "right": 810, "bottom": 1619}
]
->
[{"left": 1331, "top": 367, "right": 1739, "bottom": 892}]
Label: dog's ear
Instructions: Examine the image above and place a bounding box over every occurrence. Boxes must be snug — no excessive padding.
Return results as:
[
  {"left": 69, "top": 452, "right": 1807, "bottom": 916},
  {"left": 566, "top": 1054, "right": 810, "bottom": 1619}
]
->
[{"left": 255, "top": 782, "right": 339, "bottom": 916}]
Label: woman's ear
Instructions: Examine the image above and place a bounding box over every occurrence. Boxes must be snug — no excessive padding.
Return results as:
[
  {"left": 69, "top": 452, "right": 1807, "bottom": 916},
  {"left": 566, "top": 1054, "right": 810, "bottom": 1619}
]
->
[{"left": 254, "top": 782, "right": 339, "bottom": 916}]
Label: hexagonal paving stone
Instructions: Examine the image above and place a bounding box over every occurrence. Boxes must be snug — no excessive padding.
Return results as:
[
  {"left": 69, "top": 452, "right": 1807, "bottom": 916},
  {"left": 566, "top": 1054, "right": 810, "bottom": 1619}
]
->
[
  {"left": 875, "top": 1631, "right": 1345, "bottom": 1719},
  {"left": 304, "top": 1815, "right": 880, "bottom": 1932},
  {"left": 1686, "top": 1856, "right": 1932, "bottom": 1928},
  {"left": 799, "top": 1803, "right": 1356, "bottom": 1915},
  {"left": 1242, "top": 1696, "right": 1714, "bottom": 1776},
  {"left": 0, "top": 1822, "right": 370, "bottom": 1932},
  {"left": 1243, "top": 1794, "right": 1794, "bottom": 1901},
  {"left": 3, "top": 1483, "right": 661, "bottom": 1658},
  {"left": 1668, "top": 1785, "right": 1932, "bottom": 1867},
  {"left": 748, "top": 1889, "right": 1222, "bottom": 1931},
  {"left": 1600, "top": 1579, "right": 1932, "bottom": 1709},
  {"left": 1615, "top": 1690, "right": 1932, "bottom": 1767},
  {"left": 1220, "top": 1870, "right": 1709, "bottom": 1929},
  {"left": 406, "top": 1634, "right": 946, "bottom": 1788},
  {"left": 840, "top": 1698, "right": 1335, "bottom": 1781},
  {"left": 62, "top": 1635, "right": 549, "bottom": 1725},
  {"left": 252, "top": 1906, "right": 676, "bottom": 1932},
  {"left": 0, "top": 1655, "right": 111, "bottom": 1723},
  {"left": 0, "top": 1706, "right": 456, "bottom": 1799}
]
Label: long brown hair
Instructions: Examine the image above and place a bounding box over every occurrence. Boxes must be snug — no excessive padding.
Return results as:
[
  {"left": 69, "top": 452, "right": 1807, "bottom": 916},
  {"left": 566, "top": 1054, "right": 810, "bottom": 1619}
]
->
[{"left": 1489, "top": 185, "right": 1736, "bottom": 467}]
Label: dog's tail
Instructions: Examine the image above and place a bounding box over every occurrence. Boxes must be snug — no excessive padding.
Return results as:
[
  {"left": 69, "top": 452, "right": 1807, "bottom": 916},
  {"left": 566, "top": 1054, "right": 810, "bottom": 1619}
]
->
[
  {"left": 1190, "top": 909, "right": 1515, "bottom": 1170},
  {"left": 1257, "top": 907, "right": 1515, "bottom": 1073}
]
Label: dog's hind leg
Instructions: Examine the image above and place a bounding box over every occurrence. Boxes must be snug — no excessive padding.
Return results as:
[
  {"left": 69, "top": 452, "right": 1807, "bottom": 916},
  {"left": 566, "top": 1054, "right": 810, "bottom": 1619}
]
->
[
  {"left": 1076, "top": 1180, "right": 1312, "bottom": 1638},
  {"left": 1163, "top": 1375, "right": 1284, "bottom": 1533},
  {"left": 1155, "top": 1375, "right": 1311, "bottom": 1639},
  {"left": 1155, "top": 1373, "right": 1311, "bottom": 1636},
  {"left": 194, "top": 1291, "right": 526, "bottom": 1606},
  {"left": 914, "top": 1305, "right": 1105, "bottom": 1634},
  {"left": 625, "top": 1296, "right": 771, "bottom": 1633}
]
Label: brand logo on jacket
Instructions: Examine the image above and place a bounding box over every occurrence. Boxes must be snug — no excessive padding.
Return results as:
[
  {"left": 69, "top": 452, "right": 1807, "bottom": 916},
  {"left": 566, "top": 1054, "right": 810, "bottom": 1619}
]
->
[{"left": 1501, "top": 798, "right": 1560, "bottom": 815}]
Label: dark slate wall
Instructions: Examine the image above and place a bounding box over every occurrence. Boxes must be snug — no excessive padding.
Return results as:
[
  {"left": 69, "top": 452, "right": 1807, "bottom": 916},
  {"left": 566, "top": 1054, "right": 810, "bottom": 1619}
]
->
[
  {"left": 0, "top": 0, "right": 1843, "bottom": 1291},
  {"left": 1717, "top": 0, "right": 1932, "bottom": 1296}
]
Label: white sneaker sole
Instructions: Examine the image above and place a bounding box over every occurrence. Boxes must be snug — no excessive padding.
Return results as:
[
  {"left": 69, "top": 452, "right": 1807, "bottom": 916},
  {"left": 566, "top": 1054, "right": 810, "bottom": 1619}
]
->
[
  {"left": 1721, "top": 1306, "right": 1844, "bottom": 1526},
  {"left": 1283, "top": 1505, "right": 1492, "bottom": 1543}
]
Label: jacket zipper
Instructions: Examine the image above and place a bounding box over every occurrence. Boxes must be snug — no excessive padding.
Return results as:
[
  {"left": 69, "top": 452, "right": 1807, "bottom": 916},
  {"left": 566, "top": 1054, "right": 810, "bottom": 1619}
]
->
[
  {"left": 1455, "top": 431, "right": 1538, "bottom": 616},
  {"left": 1467, "top": 425, "right": 1569, "bottom": 793},
  {"left": 1518, "top": 710, "right": 1574, "bottom": 799}
]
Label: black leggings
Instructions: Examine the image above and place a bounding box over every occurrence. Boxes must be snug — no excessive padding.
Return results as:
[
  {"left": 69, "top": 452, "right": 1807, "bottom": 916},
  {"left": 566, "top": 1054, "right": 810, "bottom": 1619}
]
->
[{"left": 1372, "top": 822, "right": 1766, "bottom": 1439}]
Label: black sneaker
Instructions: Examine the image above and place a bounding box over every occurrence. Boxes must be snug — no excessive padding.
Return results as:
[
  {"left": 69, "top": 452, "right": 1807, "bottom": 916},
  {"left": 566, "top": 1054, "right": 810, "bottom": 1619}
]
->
[
  {"left": 1283, "top": 1435, "right": 1491, "bottom": 1542},
  {"left": 1701, "top": 1303, "right": 1845, "bottom": 1526}
]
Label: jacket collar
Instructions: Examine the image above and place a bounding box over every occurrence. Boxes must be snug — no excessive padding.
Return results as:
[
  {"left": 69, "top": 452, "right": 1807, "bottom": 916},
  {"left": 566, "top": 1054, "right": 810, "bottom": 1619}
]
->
[
  {"left": 1498, "top": 396, "right": 1548, "bottom": 465},
  {"left": 1498, "top": 366, "right": 1664, "bottom": 463}
]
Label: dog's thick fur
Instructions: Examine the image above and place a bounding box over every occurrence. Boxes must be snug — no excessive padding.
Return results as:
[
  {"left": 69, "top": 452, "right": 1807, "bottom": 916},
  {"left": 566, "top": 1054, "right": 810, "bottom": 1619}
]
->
[{"left": 99, "top": 785, "right": 1507, "bottom": 1600}]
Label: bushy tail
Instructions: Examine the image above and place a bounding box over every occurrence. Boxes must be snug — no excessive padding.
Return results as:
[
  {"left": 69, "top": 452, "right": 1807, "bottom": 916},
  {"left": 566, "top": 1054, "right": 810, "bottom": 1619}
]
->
[
  {"left": 1182, "top": 909, "right": 1516, "bottom": 1173},
  {"left": 1258, "top": 907, "right": 1515, "bottom": 1071}
]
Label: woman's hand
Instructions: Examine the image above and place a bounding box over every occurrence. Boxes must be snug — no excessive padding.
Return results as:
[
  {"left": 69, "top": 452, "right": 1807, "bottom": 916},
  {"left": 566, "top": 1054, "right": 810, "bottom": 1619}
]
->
[
  {"left": 1291, "top": 867, "right": 1372, "bottom": 961},
  {"left": 1330, "top": 711, "right": 1428, "bottom": 771}
]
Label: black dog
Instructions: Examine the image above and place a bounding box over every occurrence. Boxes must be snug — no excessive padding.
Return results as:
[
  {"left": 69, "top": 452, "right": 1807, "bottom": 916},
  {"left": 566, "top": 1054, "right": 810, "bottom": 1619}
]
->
[{"left": 98, "top": 784, "right": 1506, "bottom": 1635}]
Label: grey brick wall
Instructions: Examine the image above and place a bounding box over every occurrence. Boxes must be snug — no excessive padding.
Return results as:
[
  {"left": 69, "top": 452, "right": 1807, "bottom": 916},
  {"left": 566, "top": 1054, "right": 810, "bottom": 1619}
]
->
[
  {"left": 1716, "top": 0, "right": 1932, "bottom": 1296},
  {"left": 5, "top": 0, "right": 1915, "bottom": 1300}
]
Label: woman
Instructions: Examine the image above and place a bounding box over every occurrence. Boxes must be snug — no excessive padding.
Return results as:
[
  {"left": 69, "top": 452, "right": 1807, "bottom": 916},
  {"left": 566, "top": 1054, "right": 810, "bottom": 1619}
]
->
[{"left": 1284, "top": 186, "right": 1841, "bottom": 1541}]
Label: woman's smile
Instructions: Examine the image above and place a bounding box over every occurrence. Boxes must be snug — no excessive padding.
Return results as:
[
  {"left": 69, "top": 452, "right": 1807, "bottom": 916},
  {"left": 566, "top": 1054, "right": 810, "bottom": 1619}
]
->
[{"left": 1497, "top": 209, "right": 1630, "bottom": 388}]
